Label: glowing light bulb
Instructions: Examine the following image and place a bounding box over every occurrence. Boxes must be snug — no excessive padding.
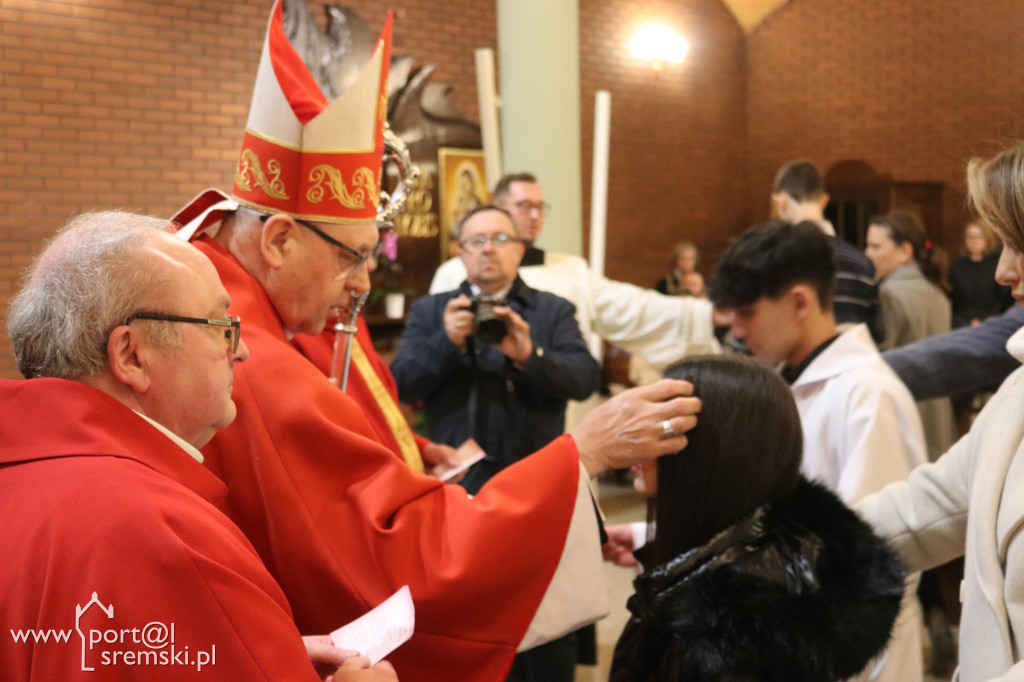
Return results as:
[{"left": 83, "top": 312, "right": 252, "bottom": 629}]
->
[{"left": 628, "top": 23, "right": 689, "bottom": 69}]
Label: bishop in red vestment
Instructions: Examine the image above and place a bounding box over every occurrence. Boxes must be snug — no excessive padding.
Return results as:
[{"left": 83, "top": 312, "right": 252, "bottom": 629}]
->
[
  {"left": 192, "top": 234, "right": 598, "bottom": 681},
  {"left": 169, "top": 4, "right": 698, "bottom": 680}
]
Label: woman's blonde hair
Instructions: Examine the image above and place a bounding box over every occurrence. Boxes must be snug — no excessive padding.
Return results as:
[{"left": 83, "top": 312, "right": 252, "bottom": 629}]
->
[{"left": 967, "top": 142, "right": 1024, "bottom": 254}]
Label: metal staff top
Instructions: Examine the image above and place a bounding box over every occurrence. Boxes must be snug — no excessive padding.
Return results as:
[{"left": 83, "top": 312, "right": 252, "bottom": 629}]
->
[
  {"left": 330, "top": 293, "right": 368, "bottom": 391},
  {"left": 330, "top": 125, "right": 419, "bottom": 391}
]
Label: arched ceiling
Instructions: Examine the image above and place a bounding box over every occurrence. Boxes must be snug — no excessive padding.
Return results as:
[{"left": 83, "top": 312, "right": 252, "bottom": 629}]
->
[{"left": 721, "top": 0, "right": 793, "bottom": 33}]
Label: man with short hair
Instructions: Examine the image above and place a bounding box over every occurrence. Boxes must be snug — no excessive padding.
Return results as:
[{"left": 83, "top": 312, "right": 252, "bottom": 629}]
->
[
  {"left": 393, "top": 204, "right": 599, "bottom": 495},
  {"left": 171, "top": 5, "right": 702, "bottom": 680},
  {"left": 430, "top": 172, "right": 715, "bottom": 426},
  {"left": 709, "top": 220, "right": 926, "bottom": 682},
  {"left": 0, "top": 211, "right": 394, "bottom": 681},
  {"left": 771, "top": 160, "right": 884, "bottom": 341},
  {"left": 393, "top": 205, "right": 600, "bottom": 681}
]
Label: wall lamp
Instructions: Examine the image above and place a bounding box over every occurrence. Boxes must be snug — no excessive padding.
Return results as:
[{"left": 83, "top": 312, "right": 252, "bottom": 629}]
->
[{"left": 627, "top": 23, "right": 689, "bottom": 70}]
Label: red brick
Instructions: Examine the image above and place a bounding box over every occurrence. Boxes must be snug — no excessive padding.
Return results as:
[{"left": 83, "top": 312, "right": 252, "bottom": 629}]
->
[
  {"left": 3, "top": 0, "right": 38, "bottom": 11},
  {"left": 0, "top": 0, "right": 820, "bottom": 377},
  {"left": 745, "top": 0, "right": 1021, "bottom": 248}
]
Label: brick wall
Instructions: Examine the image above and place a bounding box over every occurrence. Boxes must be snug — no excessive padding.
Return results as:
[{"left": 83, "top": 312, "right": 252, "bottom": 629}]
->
[
  {"left": 746, "top": 0, "right": 1024, "bottom": 247},
  {"left": 0, "top": 0, "right": 493, "bottom": 379},
  {"left": 6, "top": 0, "right": 1016, "bottom": 379},
  {"left": 0, "top": 0, "right": 263, "bottom": 379},
  {"left": 579, "top": 0, "right": 748, "bottom": 287}
]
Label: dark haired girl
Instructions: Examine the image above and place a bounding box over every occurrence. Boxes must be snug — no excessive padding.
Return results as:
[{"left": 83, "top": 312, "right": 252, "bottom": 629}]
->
[{"left": 610, "top": 355, "right": 905, "bottom": 682}]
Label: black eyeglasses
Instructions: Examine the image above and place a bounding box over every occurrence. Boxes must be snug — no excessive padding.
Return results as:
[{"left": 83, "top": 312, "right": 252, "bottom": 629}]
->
[
  {"left": 124, "top": 312, "right": 241, "bottom": 353},
  {"left": 260, "top": 214, "right": 388, "bottom": 272}
]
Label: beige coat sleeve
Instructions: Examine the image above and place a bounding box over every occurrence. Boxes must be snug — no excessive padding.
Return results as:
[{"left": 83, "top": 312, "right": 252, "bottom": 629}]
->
[{"left": 856, "top": 424, "right": 974, "bottom": 573}]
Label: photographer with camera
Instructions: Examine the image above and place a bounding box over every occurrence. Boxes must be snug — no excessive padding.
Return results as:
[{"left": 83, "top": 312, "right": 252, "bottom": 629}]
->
[
  {"left": 391, "top": 204, "right": 600, "bottom": 680},
  {"left": 392, "top": 205, "right": 600, "bottom": 497}
]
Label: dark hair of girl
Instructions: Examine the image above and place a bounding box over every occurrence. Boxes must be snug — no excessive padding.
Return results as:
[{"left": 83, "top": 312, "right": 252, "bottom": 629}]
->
[
  {"left": 870, "top": 210, "right": 945, "bottom": 288},
  {"left": 647, "top": 355, "right": 803, "bottom": 567}
]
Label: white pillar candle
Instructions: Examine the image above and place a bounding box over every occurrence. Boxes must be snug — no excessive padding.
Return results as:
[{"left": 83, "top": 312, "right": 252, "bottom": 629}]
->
[
  {"left": 589, "top": 90, "right": 611, "bottom": 277},
  {"left": 474, "top": 48, "right": 503, "bottom": 190}
]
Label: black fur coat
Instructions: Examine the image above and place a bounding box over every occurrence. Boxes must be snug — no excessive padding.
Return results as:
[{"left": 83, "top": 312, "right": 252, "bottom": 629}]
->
[{"left": 609, "top": 478, "right": 906, "bottom": 682}]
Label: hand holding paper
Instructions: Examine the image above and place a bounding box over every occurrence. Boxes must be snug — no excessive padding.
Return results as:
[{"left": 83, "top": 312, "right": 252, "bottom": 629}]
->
[
  {"left": 330, "top": 586, "right": 415, "bottom": 666},
  {"left": 434, "top": 438, "right": 486, "bottom": 483},
  {"left": 302, "top": 634, "right": 357, "bottom": 678}
]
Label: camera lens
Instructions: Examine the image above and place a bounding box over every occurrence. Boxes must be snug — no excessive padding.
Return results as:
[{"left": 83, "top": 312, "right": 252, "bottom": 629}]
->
[{"left": 474, "top": 300, "right": 508, "bottom": 345}]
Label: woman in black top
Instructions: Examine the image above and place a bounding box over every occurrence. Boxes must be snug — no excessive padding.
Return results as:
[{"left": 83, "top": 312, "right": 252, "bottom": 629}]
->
[{"left": 948, "top": 221, "right": 1013, "bottom": 328}]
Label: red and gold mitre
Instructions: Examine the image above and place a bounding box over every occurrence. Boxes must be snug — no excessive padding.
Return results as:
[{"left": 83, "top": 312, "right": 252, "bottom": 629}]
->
[{"left": 231, "top": 0, "right": 392, "bottom": 224}]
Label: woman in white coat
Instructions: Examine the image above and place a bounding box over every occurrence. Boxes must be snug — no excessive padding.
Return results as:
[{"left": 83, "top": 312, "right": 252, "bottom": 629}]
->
[{"left": 858, "top": 140, "right": 1024, "bottom": 682}]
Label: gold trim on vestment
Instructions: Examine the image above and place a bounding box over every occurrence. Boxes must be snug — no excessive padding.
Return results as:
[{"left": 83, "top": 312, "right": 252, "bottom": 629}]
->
[
  {"left": 244, "top": 127, "right": 302, "bottom": 152},
  {"left": 230, "top": 197, "right": 379, "bottom": 226},
  {"left": 351, "top": 340, "right": 424, "bottom": 472}
]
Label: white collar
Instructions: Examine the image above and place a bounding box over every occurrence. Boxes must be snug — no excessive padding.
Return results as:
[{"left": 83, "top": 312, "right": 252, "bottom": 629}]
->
[
  {"left": 132, "top": 411, "right": 205, "bottom": 464},
  {"left": 1007, "top": 324, "right": 1024, "bottom": 363},
  {"left": 791, "top": 324, "right": 880, "bottom": 388},
  {"left": 469, "top": 282, "right": 513, "bottom": 300}
]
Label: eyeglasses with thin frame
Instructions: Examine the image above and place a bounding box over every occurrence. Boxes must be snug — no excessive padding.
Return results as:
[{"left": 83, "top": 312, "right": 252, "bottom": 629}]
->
[
  {"left": 460, "top": 233, "right": 522, "bottom": 251},
  {"left": 259, "top": 214, "right": 389, "bottom": 275},
  {"left": 510, "top": 200, "right": 551, "bottom": 215},
  {"left": 124, "top": 312, "right": 241, "bottom": 353}
]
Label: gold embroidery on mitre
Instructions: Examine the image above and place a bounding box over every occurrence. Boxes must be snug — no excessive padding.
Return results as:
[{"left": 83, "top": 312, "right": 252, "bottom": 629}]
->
[
  {"left": 306, "top": 166, "right": 380, "bottom": 209},
  {"left": 235, "top": 149, "right": 290, "bottom": 200}
]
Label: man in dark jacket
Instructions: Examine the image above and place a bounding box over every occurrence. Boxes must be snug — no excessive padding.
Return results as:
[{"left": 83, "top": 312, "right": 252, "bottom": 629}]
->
[
  {"left": 392, "top": 205, "right": 600, "bottom": 495},
  {"left": 390, "top": 205, "right": 600, "bottom": 682}
]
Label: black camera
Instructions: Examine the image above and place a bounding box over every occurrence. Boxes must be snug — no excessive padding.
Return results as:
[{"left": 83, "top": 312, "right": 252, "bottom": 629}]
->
[{"left": 467, "top": 295, "right": 508, "bottom": 346}]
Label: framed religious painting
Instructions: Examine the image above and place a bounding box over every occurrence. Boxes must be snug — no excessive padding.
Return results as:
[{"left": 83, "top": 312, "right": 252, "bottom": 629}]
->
[{"left": 437, "top": 147, "right": 490, "bottom": 260}]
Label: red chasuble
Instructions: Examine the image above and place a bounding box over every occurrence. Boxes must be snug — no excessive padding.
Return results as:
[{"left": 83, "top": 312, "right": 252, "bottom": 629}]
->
[
  {"left": 193, "top": 236, "right": 580, "bottom": 682},
  {"left": 0, "top": 378, "right": 318, "bottom": 681},
  {"left": 291, "top": 320, "right": 430, "bottom": 468}
]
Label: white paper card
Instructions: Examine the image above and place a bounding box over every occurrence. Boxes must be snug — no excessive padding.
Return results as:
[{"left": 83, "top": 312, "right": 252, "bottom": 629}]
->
[
  {"left": 330, "top": 585, "right": 415, "bottom": 666},
  {"left": 438, "top": 452, "right": 486, "bottom": 482},
  {"left": 435, "top": 438, "right": 486, "bottom": 482}
]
